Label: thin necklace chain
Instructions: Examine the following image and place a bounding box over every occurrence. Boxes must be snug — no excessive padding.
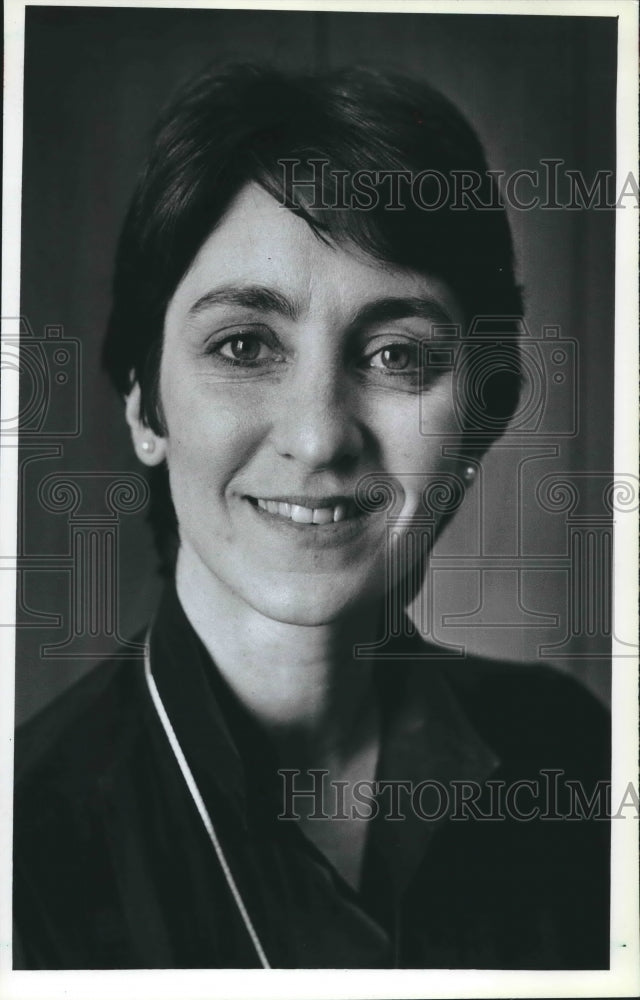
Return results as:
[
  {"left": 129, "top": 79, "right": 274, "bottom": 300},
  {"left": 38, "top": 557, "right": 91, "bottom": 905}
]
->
[{"left": 143, "top": 632, "right": 270, "bottom": 969}]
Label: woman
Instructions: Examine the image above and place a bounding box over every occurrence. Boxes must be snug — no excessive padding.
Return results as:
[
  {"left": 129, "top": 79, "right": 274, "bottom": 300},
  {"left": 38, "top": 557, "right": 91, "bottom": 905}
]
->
[{"left": 14, "top": 64, "right": 610, "bottom": 969}]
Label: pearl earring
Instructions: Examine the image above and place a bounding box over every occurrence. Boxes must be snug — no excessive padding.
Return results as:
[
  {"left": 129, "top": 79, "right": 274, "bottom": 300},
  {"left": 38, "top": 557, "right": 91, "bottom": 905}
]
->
[{"left": 141, "top": 439, "right": 156, "bottom": 454}]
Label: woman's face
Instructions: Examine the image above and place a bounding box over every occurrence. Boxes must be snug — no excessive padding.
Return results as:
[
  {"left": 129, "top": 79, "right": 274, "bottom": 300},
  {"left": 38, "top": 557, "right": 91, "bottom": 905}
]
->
[{"left": 151, "top": 183, "right": 464, "bottom": 625}]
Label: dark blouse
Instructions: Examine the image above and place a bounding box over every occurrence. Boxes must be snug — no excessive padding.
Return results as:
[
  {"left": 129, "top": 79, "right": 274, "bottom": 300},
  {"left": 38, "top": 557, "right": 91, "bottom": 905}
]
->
[{"left": 13, "top": 583, "right": 610, "bottom": 969}]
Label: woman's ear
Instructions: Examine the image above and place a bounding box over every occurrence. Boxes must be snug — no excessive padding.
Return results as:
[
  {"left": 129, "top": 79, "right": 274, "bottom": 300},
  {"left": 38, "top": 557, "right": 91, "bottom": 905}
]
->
[{"left": 124, "top": 382, "right": 167, "bottom": 467}]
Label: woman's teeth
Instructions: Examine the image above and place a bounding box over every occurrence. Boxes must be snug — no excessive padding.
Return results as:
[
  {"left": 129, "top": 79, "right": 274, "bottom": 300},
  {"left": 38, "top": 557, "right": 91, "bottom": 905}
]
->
[{"left": 255, "top": 499, "right": 351, "bottom": 524}]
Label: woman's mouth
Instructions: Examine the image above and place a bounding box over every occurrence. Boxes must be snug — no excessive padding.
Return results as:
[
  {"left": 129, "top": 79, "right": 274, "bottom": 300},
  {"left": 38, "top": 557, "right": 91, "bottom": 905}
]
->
[{"left": 247, "top": 496, "right": 360, "bottom": 525}]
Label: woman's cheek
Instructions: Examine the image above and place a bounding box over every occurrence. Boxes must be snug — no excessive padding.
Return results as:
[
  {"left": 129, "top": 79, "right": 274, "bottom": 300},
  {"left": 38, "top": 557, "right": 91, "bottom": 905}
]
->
[{"left": 169, "top": 385, "right": 266, "bottom": 463}]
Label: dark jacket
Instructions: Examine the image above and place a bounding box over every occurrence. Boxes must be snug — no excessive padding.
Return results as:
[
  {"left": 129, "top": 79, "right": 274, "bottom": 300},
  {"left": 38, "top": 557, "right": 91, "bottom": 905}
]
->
[{"left": 13, "top": 584, "right": 610, "bottom": 969}]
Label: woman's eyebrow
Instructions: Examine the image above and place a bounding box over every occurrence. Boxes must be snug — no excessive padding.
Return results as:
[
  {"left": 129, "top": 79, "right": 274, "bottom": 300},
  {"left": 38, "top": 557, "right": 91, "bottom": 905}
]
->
[
  {"left": 187, "top": 284, "right": 298, "bottom": 320},
  {"left": 186, "top": 286, "right": 454, "bottom": 331},
  {"left": 349, "top": 296, "right": 454, "bottom": 332}
]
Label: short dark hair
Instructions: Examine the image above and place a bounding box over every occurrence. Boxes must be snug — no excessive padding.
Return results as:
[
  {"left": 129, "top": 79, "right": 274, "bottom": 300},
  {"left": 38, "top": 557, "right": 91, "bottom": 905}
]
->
[{"left": 103, "top": 63, "right": 523, "bottom": 572}]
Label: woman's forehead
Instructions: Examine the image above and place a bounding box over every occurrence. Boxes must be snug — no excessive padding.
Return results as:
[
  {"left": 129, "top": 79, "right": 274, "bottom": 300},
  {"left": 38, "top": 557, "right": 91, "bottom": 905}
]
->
[{"left": 167, "top": 182, "right": 462, "bottom": 325}]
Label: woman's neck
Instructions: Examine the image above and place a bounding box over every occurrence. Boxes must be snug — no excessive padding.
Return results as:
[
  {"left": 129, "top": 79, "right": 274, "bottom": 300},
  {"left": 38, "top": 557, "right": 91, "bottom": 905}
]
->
[{"left": 175, "top": 542, "right": 380, "bottom": 769}]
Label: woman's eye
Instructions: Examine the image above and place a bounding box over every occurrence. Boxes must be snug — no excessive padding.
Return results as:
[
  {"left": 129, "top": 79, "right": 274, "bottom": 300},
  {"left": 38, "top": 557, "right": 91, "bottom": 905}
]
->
[
  {"left": 218, "top": 334, "right": 266, "bottom": 362},
  {"left": 367, "top": 343, "right": 418, "bottom": 372},
  {"left": 207, "top": 330, "right": 285, "bottom": 368}
]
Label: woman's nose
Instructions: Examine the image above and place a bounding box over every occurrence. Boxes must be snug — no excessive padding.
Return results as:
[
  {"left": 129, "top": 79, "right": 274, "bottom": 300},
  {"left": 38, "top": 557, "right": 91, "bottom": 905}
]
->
[{"left": 270, "top": 360, "right": 365, "bottom": 471}]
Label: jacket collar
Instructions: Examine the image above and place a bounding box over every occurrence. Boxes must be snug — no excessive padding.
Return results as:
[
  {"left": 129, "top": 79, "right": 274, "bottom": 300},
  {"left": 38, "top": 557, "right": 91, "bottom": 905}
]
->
[
  {"left": 148, "top": 582, "right": 247, "bottom": 822},
  {"left": 369, "top": 629, "right": 501, "bottom": 897},
  {"left": 148, "top": 582, "right": 501, "bottom": 892}
]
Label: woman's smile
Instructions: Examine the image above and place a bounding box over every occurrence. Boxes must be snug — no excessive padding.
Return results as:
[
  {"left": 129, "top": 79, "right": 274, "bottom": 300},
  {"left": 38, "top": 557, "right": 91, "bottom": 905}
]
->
[
  {"left": 249, "top": 495, "right": 358, "bottom": 525},
  {"left": 239, "top": 491, "right": 379, "bottom": 551},
  {"left": 146, "top": 182, "right": 465, "bottom": 625}
]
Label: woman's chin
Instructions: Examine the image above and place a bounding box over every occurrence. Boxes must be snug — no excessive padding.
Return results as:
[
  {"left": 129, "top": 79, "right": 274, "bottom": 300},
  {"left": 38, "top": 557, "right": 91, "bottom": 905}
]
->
[{"left": 242, "top": 577, "right": 381, "bottom": 628}]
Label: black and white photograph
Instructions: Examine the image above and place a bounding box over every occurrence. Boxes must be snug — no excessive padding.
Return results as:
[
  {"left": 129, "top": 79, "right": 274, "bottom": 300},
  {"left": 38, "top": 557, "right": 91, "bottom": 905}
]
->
[{"left": 1, "top": 1, "right": 638, "bottom": 996}]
